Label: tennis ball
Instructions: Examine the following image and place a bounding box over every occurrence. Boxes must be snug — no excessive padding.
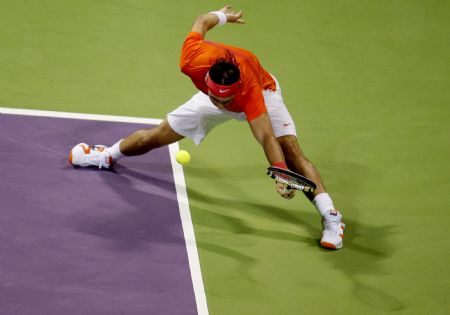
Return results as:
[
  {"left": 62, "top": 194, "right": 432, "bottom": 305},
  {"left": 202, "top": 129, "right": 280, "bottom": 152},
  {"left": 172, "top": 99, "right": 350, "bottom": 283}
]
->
[{"left": 176, "top": 150, "right": 191, "bottom": 165}]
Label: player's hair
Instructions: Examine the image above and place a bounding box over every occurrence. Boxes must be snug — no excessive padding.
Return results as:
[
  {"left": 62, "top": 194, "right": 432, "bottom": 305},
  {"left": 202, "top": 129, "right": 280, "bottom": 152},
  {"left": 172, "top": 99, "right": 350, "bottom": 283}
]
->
[{"left": 209, "top": 50, "right": 240, "bottom": 85}]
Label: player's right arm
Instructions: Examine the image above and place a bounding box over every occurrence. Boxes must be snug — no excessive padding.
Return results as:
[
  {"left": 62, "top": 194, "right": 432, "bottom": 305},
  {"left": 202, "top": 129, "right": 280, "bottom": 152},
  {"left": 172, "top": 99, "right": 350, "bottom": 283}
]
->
[{"left": 190, "top": 6, "right": 244, "bottom": 38}]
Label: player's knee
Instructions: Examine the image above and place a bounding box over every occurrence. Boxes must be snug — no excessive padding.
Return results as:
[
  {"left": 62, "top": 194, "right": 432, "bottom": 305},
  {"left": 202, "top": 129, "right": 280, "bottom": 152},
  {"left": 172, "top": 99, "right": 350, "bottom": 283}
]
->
[
  {"left": 135, "top": 129, "right": 159, "bottom": 149},
  {"left": 279, "top": 136, "right": 300, "bottom": 156},
  {"left": 145, "top": 123, "right": 179, "bottom": 148},
  {"left": 134, "top": 121, "right": 181, "bottom": 150},
  {"left": 278, "top": 136, "right": 310, "bottom": 165}
]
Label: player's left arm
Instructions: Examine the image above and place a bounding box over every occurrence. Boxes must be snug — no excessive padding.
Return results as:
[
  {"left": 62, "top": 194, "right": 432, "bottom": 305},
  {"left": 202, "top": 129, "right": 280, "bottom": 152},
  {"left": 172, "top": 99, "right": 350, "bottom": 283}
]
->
[
  {"left": 248, "top": 113, "right": 284, "bottom": 165},
  {"left": 248, "top": 113, "right": 296, "bottom": 199},
  {"left": 191, "top": 6, "right": 245, "bottom": 38}
]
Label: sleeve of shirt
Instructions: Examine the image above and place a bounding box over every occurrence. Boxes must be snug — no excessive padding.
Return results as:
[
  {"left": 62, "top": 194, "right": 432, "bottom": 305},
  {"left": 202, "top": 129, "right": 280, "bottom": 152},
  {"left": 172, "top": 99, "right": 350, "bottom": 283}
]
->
[
  {"left": 243, "top": 86, "right": 268, "bottom": 122},
  {"left": 179, "top": 32, "right": 204, "bottom": 72}
]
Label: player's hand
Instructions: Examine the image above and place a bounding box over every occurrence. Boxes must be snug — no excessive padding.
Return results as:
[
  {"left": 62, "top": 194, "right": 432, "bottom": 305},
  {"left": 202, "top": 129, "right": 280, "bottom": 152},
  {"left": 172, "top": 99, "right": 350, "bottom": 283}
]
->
[
  {"left": 219, "top": 5, "right": 245, "bottom": 24},
  {"left": 276, "top": 181, "right": 296, "bottom": 199}
]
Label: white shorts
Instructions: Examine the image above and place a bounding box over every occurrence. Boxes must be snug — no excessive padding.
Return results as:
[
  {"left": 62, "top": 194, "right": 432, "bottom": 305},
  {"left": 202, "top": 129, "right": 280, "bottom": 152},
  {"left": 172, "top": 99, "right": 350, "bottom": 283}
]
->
[{"left": 167, "top": 75, "right": 297, "bottom": 145}]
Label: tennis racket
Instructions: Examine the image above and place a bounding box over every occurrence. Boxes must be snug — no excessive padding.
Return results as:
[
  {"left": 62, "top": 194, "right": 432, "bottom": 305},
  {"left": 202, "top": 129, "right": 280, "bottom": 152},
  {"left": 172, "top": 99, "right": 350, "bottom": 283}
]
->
[{"left": 266, "top": 166, "right": 317, "bottom": 192}]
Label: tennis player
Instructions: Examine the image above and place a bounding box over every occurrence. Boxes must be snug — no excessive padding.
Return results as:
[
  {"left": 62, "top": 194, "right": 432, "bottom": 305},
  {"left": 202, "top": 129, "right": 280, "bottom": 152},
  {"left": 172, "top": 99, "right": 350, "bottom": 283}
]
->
[{"left": 69, "top": 6, "right": 345, "bottom": 249}]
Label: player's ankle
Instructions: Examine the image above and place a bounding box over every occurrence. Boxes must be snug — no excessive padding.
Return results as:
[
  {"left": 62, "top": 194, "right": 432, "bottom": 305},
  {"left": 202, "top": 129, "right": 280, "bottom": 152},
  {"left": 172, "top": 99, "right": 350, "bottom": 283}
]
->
[
  {"left": 108, "top": 139, "right": 124, "bottom": 162},
  {"left": 313, "top": 192, "right": 335, "bottom": 217}
]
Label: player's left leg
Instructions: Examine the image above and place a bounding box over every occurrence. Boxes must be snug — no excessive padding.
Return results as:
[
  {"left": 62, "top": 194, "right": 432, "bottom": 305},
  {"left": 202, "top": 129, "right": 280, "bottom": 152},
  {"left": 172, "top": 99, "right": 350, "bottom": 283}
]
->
[
  {"left": 277, "top": 135, "right": 325, "bottom": 200},
  {"left": 263, "top": 75, "right": 345, "bottom": 249},
  {"left": 277, "top": 135, "right": 344, "bottom": 249}
]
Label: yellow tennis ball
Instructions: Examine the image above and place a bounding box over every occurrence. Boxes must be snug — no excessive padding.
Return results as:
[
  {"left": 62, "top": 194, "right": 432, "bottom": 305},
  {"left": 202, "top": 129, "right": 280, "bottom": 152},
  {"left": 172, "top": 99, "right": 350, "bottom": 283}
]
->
[{"left": 176, "top": 150, "right": 191, "bottom": 165}]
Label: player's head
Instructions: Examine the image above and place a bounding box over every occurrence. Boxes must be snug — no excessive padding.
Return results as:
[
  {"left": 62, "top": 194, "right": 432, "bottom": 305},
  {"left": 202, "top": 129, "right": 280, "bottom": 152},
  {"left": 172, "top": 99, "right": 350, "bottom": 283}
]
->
[
  {"left": 209, "top": 51, "right": 240, "bottom": 87},
  {"left": 206, "top": 50, "right": 241, "bottom": 107}
]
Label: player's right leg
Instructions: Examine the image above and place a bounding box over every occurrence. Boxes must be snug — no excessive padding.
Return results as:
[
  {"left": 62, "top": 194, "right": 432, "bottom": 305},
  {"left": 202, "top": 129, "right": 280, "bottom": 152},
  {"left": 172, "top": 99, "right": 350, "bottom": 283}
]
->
[
  {"left": 118, "top": 119, "right": 185, "bottom": 156},
  {"left": 69, "top": 91, "right": 237, "bottom": 169},
  {"left": 69, "top": 119, "right": 184, "bottom": 169},
  {"left": 69, "top": 143, "right": 113, "bottom": 169}
]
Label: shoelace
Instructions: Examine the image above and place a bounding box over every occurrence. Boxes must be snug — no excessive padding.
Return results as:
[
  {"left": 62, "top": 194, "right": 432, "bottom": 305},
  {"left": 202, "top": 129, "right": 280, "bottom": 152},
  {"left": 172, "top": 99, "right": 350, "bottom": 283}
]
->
[
  {"left": 323, "top": 220, "right": 341, "bottom": 233},
  {"left": 97, "top": 152, "right": 110, "bottom": 169},
  {"left": 98, "top": 158, "right": 104, "bottom": 169},
  {"left": 83, "top": 149, "right": 109, "bottom": 169}
]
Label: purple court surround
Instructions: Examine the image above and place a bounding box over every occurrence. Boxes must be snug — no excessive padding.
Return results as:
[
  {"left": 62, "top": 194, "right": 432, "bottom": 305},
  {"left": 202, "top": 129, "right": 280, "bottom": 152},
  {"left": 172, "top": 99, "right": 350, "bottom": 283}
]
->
[{"left": 0, "top": 112, "right": 199, "bottom": 315}]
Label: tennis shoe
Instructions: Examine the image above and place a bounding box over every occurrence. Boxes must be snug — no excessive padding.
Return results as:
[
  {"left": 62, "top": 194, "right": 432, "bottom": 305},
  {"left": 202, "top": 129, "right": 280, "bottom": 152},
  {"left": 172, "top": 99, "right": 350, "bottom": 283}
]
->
[
  {"left": 320, "top": 210, "right": 345, "bottom": 250},
  {"left": 69, "top": 143, "right": 113, "bottom": 169}
]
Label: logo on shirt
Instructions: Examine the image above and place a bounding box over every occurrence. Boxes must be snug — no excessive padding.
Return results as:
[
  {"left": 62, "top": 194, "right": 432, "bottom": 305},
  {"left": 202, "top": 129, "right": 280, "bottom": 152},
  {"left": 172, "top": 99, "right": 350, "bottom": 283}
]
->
[
  {"left": 219, "top": 89, "right": 230, "bottom": 93},
  {"left": 283, "top": 122, "right": 292, "bottom": 127}
]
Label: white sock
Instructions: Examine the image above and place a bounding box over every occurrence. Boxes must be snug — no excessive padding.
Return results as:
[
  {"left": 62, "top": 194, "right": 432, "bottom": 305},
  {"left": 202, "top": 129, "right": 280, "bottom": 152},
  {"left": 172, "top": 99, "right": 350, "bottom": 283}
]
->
[
  {"left": 313, "top": 193, "right": 335, "bottom": 217},
  {"left": 108, "top": 139, "right": 124, "bottom": 161}
]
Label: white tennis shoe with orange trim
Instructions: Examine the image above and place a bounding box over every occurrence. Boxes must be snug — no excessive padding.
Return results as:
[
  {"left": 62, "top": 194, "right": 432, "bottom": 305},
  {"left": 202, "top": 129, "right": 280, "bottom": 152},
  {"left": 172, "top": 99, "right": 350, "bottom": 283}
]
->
[
  {"left": 320, "top": 210, "right": 345, "bottom": 249},
  {"left": 69, "top": 143, "right": 113, "bottom": 169}
]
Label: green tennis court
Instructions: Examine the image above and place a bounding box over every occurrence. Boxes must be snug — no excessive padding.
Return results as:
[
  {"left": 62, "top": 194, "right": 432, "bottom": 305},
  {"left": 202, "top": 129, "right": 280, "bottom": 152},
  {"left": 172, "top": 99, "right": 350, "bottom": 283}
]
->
[{"left": 1, "top": 1, "right": 449, "bottom": 314}]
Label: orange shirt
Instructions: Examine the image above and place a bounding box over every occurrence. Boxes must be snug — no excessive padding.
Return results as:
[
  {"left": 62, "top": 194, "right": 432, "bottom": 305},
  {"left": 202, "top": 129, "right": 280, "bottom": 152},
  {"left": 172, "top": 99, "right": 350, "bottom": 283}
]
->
[{"left": 180, "top": 32, "right": 276, "bottom": 122}]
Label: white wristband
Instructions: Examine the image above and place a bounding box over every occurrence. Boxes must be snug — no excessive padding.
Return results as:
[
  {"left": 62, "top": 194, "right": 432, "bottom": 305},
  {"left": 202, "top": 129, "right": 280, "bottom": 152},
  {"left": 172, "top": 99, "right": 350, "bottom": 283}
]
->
[{"left": 209, "top": 11, "right": 227, "bottom": 26}]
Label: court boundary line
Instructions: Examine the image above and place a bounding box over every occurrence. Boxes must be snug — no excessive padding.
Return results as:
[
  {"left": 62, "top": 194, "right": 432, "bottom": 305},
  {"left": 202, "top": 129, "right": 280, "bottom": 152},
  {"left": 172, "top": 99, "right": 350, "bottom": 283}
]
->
[{"left": 0, "top": 107, "right": 209, "bottom": 315}]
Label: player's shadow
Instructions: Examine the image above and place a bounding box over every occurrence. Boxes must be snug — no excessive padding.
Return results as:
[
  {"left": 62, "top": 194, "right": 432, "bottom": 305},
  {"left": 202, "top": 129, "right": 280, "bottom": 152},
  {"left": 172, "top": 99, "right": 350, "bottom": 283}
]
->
[
  {"left": 67, "top": 162, "right": 185, "bottom": 252},
  {"left": 187, "top": 188, "right": 319, "bottom": 246},
  {"left": 322, "top": 159, "right": 404, "bottom": 312},
  {"left": 187, "top": 161, "right": 404, "bottom": 312}
]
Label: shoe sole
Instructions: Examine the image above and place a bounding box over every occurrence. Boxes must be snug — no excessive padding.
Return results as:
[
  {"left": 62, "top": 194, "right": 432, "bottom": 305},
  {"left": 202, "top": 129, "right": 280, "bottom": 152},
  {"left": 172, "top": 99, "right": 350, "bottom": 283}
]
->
[
  {"left": 320, "top": 241, "right": 342, "bottom": 250},
  {"left": 68, "top": 150, "right": 73, "bottom": 165},
  {"left": 320, "top": 222, "right": 344, "bottom": 250}
]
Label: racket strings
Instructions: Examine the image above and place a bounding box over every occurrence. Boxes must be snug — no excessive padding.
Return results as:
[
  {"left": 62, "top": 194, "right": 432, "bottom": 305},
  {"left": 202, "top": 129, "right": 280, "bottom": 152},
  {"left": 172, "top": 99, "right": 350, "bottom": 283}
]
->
[
  {"left": 273, "top": 172, "right": 306, "bottom": 190},
  {"left": 267, "top": 167, "right": 315, "bottom": 192}
]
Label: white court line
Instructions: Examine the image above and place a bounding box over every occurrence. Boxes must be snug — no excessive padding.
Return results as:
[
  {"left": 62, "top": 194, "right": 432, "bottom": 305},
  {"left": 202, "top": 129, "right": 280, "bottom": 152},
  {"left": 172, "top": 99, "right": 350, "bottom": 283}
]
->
[
  {"left": 0, "top": 107, "right": 164, "bottom": 125},
  {"left": 0, "top": 107, "right": 209, "bottom": 315}
]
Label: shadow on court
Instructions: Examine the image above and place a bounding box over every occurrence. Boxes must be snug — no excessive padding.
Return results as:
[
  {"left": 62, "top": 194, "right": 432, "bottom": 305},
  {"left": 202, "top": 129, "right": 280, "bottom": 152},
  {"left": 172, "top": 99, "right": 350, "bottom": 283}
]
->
[
  {"left": 185, "top": 163, "right": 405, "bottom": 312},
  {"left": 0, "top": 114, "right": 197, "bottom": 315},
  {"left": 66, "top": 163, "right": 184, "bottom": 252},
  {"left": 329, "top": 160, "right": 405, "bottom": 312}
]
